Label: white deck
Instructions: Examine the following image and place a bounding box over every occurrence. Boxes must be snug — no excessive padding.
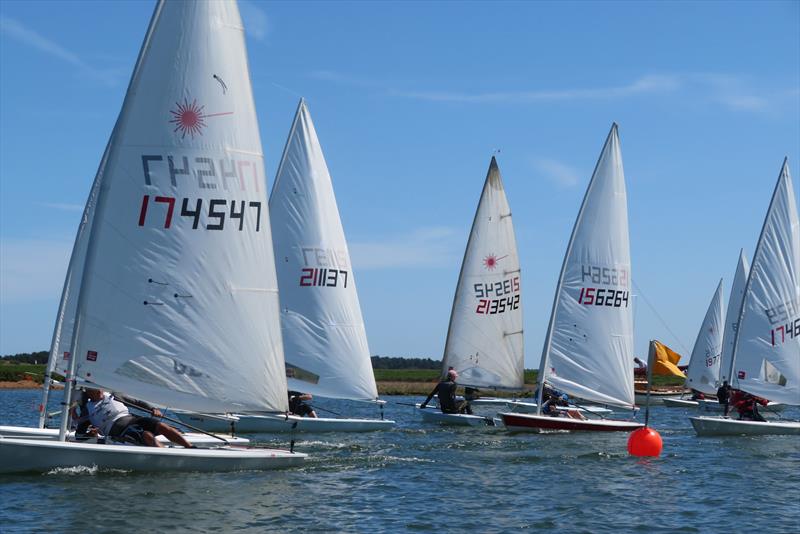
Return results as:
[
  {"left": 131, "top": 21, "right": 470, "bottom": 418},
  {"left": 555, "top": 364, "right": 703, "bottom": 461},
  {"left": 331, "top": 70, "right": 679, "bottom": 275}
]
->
[
  {"left": 175, "top": 412, "right": 395, "bottom": 433},
  {"left": 690, "top": 416, "right": 800, "bottom": 436},
  {"left": 0, "top": 437, "right": 306, "bottom": 474},
  {"left": 0, "top": 425, "right": 249, "bottom": 446},
  {"left": 499, "top": 412, "right": 643, "bottom": 433},
  {"left": 416, "top": 406, "right": 495, "bottom": 426},
  {"left": 503, "top": 401, "right": 613, "bottom": 415}
]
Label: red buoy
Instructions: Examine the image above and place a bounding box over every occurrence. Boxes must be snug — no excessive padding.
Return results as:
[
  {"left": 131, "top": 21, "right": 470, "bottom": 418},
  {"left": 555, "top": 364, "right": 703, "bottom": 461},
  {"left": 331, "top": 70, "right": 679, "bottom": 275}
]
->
[{"left": 627, "top": 427, "right": 663, "bottom": 457}]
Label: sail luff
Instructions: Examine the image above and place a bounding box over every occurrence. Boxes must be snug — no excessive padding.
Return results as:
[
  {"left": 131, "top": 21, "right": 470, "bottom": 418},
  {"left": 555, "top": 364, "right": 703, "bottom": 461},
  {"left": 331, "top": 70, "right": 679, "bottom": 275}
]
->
[
  {"left": 59, "top": 0, "right": 166, "bottom": 440},
  {"left": 721, "top": 249, "right": 749, "bottom": 383},
  {"left": 730, "top": 159, "right": 800, "bottom": 405}
]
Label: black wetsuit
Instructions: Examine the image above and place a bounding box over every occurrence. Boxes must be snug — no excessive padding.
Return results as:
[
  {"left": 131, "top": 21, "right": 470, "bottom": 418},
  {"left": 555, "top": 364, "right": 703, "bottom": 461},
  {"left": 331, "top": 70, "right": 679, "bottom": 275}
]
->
[
  {"left": 717, "top": 384, "right": 731, "bottom": 415},
  {"left": 421, "top": 379, "right": 471, "bottom": 414},
  {"left": 288, "top": 391, "right": 314, "bottom": 417}
]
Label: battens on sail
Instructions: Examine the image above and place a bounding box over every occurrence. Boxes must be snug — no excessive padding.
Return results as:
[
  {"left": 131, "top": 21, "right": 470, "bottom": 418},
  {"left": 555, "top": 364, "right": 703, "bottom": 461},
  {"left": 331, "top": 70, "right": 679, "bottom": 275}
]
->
[
  {"left": 685, "top": 280, "right": 725, "bottom": 395},
  {"left": 731, "top": 160, "right": 800, "bottom": 405},
  {"left": 539, "top": 124, "right": 635, "bottom": 408},
  {"left": 65, "top": 0, "right": 288, "bottom": 414},
  {"left": 441, "top": 157, "right": 524, "bottom": 390},
  {"left": 269, "top": 100, "right": 378, "bottom": 401},
  {"left": 719, "top": 250, "right": 749, "bottom": 383}
]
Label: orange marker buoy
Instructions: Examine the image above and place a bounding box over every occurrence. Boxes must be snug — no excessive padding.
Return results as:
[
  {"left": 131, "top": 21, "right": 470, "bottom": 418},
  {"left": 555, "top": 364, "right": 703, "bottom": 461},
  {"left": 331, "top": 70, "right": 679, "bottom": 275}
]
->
[{"left": 627, "top": 427, "right": 663, "bottom": 457}]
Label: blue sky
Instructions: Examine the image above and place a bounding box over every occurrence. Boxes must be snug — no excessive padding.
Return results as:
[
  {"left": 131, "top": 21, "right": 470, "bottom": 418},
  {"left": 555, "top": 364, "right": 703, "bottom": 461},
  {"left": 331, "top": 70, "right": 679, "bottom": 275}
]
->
[{"left": 1, "top": 1, "right": 798, "bottom": 368}]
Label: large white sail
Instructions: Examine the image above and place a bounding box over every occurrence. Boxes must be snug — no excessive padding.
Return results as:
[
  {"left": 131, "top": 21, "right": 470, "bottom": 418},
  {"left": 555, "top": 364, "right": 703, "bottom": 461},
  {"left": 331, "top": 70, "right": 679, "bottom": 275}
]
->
[
  {"left": 731, "top": 160, "right": 800, "bottom": 405},
  {"left": 539, "top": 124, "right": 635, "bottom": 408},
  {"left": 720, "top": 250, "right": 749, "bottom": 383},
  {"left": 685, "top": 280, "right": 725, "bottom": 395},
  {"left": 442, "top": 157, "right": 524, "bottom": 389},
  {"left": 67, "top": 0, "right": 288, "bottom": 414},
  {"left": 269, "top": 100, "right": 378, "bottom": 401}
]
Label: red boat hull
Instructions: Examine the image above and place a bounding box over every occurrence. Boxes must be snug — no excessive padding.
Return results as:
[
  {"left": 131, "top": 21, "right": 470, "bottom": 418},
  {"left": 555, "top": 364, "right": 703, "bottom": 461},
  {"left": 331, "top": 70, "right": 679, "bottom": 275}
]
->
[{"left": 500, "top": 413, "right": 643, "bottom": 432}]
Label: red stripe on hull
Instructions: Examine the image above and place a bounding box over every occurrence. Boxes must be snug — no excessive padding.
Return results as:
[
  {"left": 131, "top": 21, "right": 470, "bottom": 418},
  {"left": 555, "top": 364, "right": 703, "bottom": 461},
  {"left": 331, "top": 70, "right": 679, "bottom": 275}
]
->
[{"left": 501, "top": 413, "right": 643, "bottom": 432}]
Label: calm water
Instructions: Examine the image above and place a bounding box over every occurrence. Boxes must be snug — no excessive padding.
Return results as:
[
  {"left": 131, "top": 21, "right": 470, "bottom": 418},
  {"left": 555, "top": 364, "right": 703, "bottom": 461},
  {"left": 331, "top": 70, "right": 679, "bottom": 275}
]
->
[{"left": 1, "top": 389, "right": 798, "bottom": 533}]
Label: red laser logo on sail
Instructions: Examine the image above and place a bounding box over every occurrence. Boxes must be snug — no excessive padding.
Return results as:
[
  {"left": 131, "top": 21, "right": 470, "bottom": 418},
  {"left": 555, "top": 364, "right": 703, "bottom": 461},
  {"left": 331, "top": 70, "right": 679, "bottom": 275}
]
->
[
  {"left": 169, "top": 98, "right": 233, "bottom": 139},
  {"left": 482, "top": 254, "right": 507, "bottom": 271}
]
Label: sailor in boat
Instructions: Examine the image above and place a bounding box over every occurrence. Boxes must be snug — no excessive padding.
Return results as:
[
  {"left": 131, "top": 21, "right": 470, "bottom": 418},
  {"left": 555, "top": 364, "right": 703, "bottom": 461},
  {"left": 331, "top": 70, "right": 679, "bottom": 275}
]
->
[
  {"left": 541, "top": 393, "right": 587, "bottom": 421},
  {"left": 288, "top": 391, "right": 318, "bottom": 418},
  {"left": 716, "top": 380, "right": 732, "bottom": 416},
  {"left": 420, "top": 369, "right": 473, "bottom": 414},
  {"left": 730, "top": 390, "right": 769, "bottom": 422},
  {"left": 78, "top": 388, "right": 193, "bottom": 448},
  {"left": 690, "top": 389, "right": 706, "bottom": 401}
]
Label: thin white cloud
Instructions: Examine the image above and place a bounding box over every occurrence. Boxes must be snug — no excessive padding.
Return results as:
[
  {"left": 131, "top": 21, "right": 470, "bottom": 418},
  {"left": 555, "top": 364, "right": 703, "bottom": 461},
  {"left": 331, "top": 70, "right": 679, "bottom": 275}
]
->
[
  {"left": 37, "top": 202, "right": 84, "bottom": 212},
  {"left": 389, "top": 74, "right": 682, "bottom": 103},
  {"left": 0, "top": 15, "right": 121, "bottom": 86},
  {"left": 0, "top": 238, "right": 71, "bottom": 301},
  {"left": 239, "top": 1, "right": 270, "bottom": 41},
  {"left": 308, "top": 70, "right": 385, "bottom": 88},
  {"left": 530, "top": 158, "right": 580, "bottom": 188},
  {"left": 350, "top": 227, "right": 461, "bottom": 270}
]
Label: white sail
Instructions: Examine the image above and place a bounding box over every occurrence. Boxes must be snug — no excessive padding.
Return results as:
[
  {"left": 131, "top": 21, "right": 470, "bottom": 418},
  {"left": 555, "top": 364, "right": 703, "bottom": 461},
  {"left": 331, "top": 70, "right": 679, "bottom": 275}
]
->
[
  {"left": 66, "top": 0, "right": 288, "bottom": 414},
  {"left": 685, "top": 280, "right": 725, "bottom": 395},
  {"left": 720, "top": 250, "right": 749, "bottom": 383},
  {"left": 269, "top": 100, "right": 378, "bottom": 401},
  {"left": 442, "top": 157, "right": 524, "bottom": 389},
  {"left": 731, "top": 159, "right": 800, "bottom": 405},
  {"left": 539, "top": 124, "right": 635, "bottom": 408}
]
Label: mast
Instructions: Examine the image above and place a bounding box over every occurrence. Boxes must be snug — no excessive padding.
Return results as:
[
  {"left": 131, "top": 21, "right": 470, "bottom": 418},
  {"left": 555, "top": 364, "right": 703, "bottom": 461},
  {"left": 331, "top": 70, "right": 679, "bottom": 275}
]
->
[
  {"left": 57, "top": 0, "right": 165, "bottom": 440},
  {"left": 536, "top": 123, "right": 620, "bottom": 414}
]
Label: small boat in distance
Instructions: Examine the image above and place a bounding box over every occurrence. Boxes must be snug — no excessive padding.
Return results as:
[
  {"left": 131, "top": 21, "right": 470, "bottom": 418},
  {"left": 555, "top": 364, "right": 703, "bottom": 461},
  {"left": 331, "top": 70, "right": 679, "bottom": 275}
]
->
[
  {"left": 0, "top": 0, "right": 305, "bottom": 472},
  {"left": 664, "top": 281, "right": 725, "bottom": 408},
  {"left": 500, "top": 124, "right": 643, "bottom": 432},
  {"left": 418, "top": 156, "right": 523, "bottom": 426},
  {"left": 692, "top": 160, "right": 800, "bottom": 436}
]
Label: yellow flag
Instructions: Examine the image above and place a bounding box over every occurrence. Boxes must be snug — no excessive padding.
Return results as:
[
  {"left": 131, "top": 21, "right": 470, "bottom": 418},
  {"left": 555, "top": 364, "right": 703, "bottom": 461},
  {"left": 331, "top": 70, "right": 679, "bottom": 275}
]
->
[{"left": 652, "top": 340, "right": 685, "bottom": 377}]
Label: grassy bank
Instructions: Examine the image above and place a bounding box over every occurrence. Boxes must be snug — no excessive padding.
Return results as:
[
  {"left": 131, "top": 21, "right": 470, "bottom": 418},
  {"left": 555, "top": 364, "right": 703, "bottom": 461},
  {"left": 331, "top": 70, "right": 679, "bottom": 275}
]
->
[{"left": 0, "top": 362, "right": 46, "bottom": 383}]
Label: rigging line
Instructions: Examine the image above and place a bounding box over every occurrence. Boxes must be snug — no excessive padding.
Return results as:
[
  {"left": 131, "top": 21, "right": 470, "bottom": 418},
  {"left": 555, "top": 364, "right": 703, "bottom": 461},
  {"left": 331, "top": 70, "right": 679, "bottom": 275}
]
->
[{"left": 632, "top": 279, "right": 691, "bottom": 355}]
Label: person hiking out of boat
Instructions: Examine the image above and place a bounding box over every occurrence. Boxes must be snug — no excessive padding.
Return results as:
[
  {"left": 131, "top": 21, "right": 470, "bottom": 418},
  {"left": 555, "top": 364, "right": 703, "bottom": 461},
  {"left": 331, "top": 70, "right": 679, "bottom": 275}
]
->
[
  {"left": 81, "top": 388, "right": 193, "bottom": 448},
  {"left": 420, "top": 369, "right": 473, "bottom": 415},
  {"left": 690, "top": 389, "right": 705, "bottom": 401},
  {"left": 716, "top": 381, "right": 732, "bottom": 416},
  {"left": 288, "top": 391, "right": 318, "bottom": 418},
  {"left": 541, "top": 394, "right": 586, "bottom": 420},
  {"left": 731, "top": 390, "right": 768, "bottom": 422}
]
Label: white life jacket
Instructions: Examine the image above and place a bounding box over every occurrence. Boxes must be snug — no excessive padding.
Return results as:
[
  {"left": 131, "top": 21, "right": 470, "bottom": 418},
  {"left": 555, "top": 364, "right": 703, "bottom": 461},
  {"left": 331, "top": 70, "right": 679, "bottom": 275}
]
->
[{"left": 87, "top": 393, "right": 130, "bottom": 435}]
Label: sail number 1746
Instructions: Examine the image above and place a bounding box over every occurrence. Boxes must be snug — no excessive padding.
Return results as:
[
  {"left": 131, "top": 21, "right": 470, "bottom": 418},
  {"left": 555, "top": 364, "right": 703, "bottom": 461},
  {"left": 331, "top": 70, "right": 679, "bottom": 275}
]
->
[{"left": 771, "top": 317, "right": 800, "bottom": 346}]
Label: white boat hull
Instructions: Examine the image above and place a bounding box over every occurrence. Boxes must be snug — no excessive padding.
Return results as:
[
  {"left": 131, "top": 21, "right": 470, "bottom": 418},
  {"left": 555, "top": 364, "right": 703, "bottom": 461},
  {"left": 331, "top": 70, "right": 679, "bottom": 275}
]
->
[
  {"left": 503, "top": 401, "right": 612, "bottom": 415},
  {"left": 175, "top": 412, "right": 395, "bottom": 433},
  {"left": 0, "top": 437, "right": 306, "bottom": 474},
  {"left": 696, "top": 400, "right": 785, "bottom": 413},
  {"left": 416, "top": 406, "right": 495, "bottom": 426},
  {"left": 468, "top": 397, "right": 515, "bottom": 407},
  {"left": 690, "top": 416, "right": 800, "bottom": 436},
  {"left": 0, "top": 425, "right": 249, "bottom": 446},
  {"left": 634, "top": 391, "right": 686, "bottom": 405},
  {"left": 500, "top": 412, "right": 643, "bottom": 432}
]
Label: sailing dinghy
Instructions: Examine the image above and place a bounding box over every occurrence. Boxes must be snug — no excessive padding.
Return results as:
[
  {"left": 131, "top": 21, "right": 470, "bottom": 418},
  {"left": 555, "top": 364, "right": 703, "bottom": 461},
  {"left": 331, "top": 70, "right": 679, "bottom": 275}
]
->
[
  {"left": 692, "top": 160, "right": 800, "bottom": 436},
  {"left": 499, "top": 124, "right": 643, "bottom": 432},
  {"left": 664, "top": 281, "right": 725, "bottom": 408},
  {"left": 418, "top": 156, "right": 523, "bottom": 426},
  {"left": 177, "top": 100, "right": 394, "bottom": 433},
  {"left": 0, "top": 0, "right": 305, "bottom": 473}
]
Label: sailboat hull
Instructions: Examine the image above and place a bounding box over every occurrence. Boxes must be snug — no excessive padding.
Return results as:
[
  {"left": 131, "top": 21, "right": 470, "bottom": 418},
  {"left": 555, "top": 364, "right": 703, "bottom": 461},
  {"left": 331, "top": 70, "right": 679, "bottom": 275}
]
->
[
  {"left": 0, "top": 437, "right": 305, "bottom": 474},
  {"left": 504, "top": 401, "right": 612, "bottom": 415},
  {"left": 0, "top": 425, "right": 250, "bottom": 446},
  {"left": 662, "top": 398, "right": 700, "bottom": 408},
  {"left": 500, "top": 413, "right": 643, "bottom": 432},
  {"left": 416, "top": 407, "right": 495, "bottom": 426},
  {"left": 175, "top": 412, "right": 395, "bottom": 433},
  {"left": 690, "top": 416, "right": 800, "bottom": 436}
]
